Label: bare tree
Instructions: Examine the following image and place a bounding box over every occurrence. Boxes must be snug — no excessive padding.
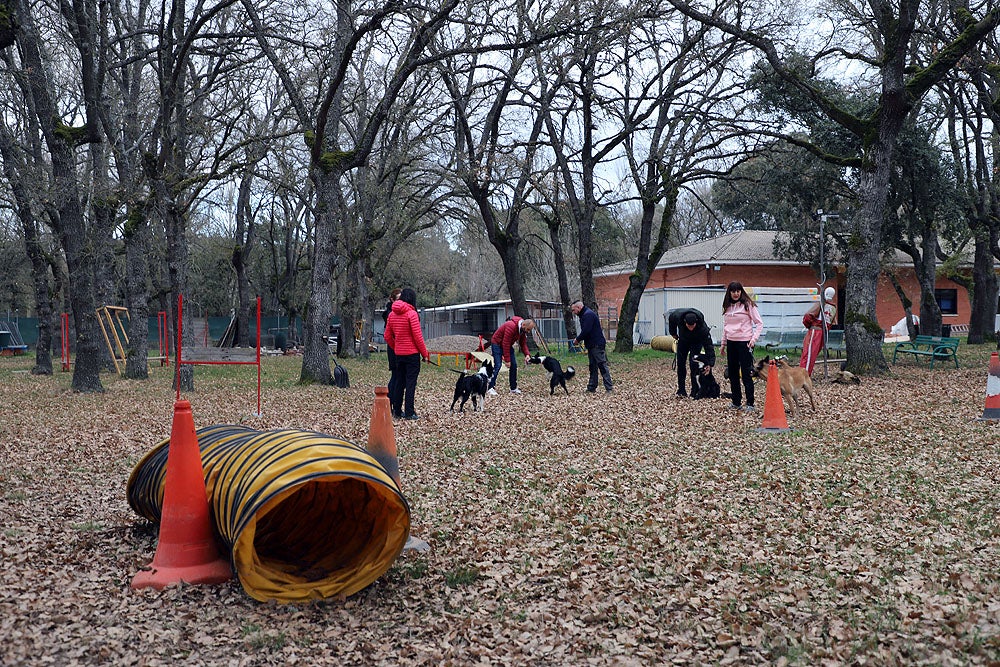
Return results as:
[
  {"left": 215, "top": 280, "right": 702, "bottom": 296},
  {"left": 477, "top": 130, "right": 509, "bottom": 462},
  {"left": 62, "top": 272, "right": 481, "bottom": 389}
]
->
[
  {"left": 668, "top": 0, "right": 999, "bottom": 373},
  {"left": 943, "top": 37, "right": 1000, "bottom": 345},
  {"left": 610, "top": 13, "right": 752, "bottom": 353},
  {"left": 9, "top": 0, "right": 107, "bottom": 391}
]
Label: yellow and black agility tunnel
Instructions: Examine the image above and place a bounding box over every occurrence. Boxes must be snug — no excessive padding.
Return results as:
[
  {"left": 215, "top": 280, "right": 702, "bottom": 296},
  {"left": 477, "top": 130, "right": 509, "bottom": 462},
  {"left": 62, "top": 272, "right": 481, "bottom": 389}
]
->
[{"left": 127, "top": 425, "right": 410, "bottom": 602}]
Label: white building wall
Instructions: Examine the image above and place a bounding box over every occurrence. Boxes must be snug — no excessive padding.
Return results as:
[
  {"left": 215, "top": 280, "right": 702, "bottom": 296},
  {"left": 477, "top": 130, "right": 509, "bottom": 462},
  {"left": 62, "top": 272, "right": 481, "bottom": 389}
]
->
[{"left": 635, "top": 286, "right": 821, "bottom": 344}]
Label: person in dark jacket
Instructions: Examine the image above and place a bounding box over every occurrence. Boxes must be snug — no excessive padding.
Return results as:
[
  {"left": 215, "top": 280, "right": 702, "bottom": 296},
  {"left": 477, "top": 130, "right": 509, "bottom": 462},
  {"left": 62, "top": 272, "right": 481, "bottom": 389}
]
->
[
  {"left": 668, "top": 308, "right": 714, "bottom": 398},
  {"left": 570, "top": 300, "right": 613, "bottom": 393},
  {"left": 384, "top": 288, "right": 430, "bottom": 420}
]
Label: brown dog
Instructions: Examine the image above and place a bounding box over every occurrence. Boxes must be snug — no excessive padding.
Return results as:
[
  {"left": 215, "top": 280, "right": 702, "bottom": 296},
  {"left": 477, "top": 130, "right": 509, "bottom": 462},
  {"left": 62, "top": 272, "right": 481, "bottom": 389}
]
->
[{"left": 753, "top": 355, "right": 816, "bottom": 416}]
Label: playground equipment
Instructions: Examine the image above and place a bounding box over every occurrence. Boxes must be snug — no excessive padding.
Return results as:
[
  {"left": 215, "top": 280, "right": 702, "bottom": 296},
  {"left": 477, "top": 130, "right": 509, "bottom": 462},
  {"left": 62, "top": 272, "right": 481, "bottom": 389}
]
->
[
  {"left": 96, "top": 306, "right": 130, "bottom": 374},
  {"left": 128, "top": 388, "right": 410, "bottom": 602},
  {"left": 62, "top": 309, "right": 170, "bottom": 373},
  {"left": 177, "top": 294, "right": 262, "bottom": 415},
  {"left": 0, "top": 318, "right": 29, "bottom": 356}
]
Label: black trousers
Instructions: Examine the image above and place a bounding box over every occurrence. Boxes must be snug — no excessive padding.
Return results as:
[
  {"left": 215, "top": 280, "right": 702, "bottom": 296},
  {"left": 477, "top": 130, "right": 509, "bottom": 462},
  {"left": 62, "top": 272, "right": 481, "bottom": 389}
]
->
[
  {"left": 675, "top": 338, "right": 692, "bottom": 394},
  {"left": 390, "top": 353, "right": 421, "bottom": 416},
  {"left": 725, "top": 341, "right": 755, "bottom": 407}
]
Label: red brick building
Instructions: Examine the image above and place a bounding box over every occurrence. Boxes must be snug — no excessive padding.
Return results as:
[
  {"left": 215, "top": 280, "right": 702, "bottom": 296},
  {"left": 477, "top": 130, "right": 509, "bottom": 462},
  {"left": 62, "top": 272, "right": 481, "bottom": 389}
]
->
[{"left": 594, "top": 230, "right": 978, "bottom": 334}]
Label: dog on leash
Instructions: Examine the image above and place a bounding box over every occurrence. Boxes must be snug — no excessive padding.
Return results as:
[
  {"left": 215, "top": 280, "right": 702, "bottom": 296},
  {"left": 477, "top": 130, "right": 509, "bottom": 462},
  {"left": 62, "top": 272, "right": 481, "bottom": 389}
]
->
[
  {"left": 753, "top": 355, "right": 816, "bottom": 416},
  {"left": 689, "top": 353, "right": 721, "bottom": 399},
  {"left": 528, "top": 355, "right": 576, "bottom": 395},
  {"left": 450, "top": 358, "right": 494, "bottom": 412}
]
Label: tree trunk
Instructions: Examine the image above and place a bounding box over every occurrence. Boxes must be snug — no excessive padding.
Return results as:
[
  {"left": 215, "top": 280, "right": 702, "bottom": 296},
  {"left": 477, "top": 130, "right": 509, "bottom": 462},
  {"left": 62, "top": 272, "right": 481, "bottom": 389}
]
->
[
  {"left": 969, "top": 226, "right": 999, "bottom": 344},
  {"left": 124, "top": 205, "right": 151, "bottom": 379},
  {"left": 545, "top": 215, "right": 577, "bottom": 342},
  {"left": 233, "top": 167, "right": 257, "bottom": 347},
  {"left": 887, "top": 271, "right": 920, "bottom": 340},
  {"left": 916, "top": 232, "right": 942, "bottom": 336},
  {"left": 0, "top": 121, "right": 54, "bottom": 375},
  {"left": 300, "top": 166, "right": 339, "bottom": 384},
  {"left": 616, "top": 275, "right": 648, "bottom": 353},
  {"left": 614, "top": 177, "right": 678, "bottom": 354},
  {"left": 162, "top": 197, "right": 194, "bottom": 391},
  {"left": 338, "top": 257, "right": 370, "bottom": 358},
  {"left": 25, "top": 219, "right": 55, "bottom": 376},
  {"left": 844, "top": 144, "right": 894, "bottom": 374},
  {"left": 16, "top": 2, "right": 103, "bottom": 392}
]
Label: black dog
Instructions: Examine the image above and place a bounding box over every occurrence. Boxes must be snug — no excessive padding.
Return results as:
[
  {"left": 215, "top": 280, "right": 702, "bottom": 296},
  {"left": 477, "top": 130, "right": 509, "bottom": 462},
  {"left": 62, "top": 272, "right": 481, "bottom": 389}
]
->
[
  {"left": 450, "top": 359, "right": 494, "bottom": 412},
  {"left": 528, "top": 355, "right": 576, "bottom": 395},
  {"left": 689, "top": 353, "right": 721, "bottom": 399}
]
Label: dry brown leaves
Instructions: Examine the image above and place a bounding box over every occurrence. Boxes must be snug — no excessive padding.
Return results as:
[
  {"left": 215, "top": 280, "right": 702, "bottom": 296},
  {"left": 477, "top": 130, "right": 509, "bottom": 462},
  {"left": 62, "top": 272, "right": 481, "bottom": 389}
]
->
[{"left": 1, "top": 352, "right": 999, "bottom": 665}]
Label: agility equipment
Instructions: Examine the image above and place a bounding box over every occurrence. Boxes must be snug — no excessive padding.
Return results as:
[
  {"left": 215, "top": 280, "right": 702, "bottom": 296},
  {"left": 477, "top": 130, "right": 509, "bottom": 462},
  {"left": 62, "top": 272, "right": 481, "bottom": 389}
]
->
[
  {"left": 368, "top": 387, "right": 400, "bottom": 487},
  {"left": 96, "top": 306, "right": 130, "bottom": 375},
  {"left": 757, "top": 360, "right": 790, "bottom": 433},
  {"left": 650, "top": 335, "right": 677, "bottom": 353},
  {"left": 0, "top": 318, "right": 28, "bottom": 356},
  {"left": 978, "top": 352, "right": 1000, "bottom": 421},
  {"left": 176, "top": 294, "right": 262, "bottom": 416},
  {"left": 531, "top": 328, "right": 551, "bottom": 355},
  {"left": 61, "top": 313, "right": 71, "bottom": 371},
  {"left": 131, "top": 400, "right": 233, "bottom": 590},
  {"left": 127, "top": 417, "right": 410, "bottom": 602}
]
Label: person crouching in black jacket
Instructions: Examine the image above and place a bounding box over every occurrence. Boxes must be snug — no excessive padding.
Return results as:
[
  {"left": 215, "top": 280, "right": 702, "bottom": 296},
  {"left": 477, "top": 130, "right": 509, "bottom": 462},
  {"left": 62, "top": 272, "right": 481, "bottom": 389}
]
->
[{"left": 668, "top": 308, "right": 715, "bottom": 398}]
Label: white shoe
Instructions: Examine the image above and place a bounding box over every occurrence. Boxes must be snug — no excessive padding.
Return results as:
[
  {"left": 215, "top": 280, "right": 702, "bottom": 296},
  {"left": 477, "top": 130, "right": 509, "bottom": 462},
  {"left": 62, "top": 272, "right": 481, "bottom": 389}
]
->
[
  {"left": 510, "top": 388, "right": 522, "bottom": 395},
  {"left": 487, "top": 388, "right": 497, "bottom": 396}
]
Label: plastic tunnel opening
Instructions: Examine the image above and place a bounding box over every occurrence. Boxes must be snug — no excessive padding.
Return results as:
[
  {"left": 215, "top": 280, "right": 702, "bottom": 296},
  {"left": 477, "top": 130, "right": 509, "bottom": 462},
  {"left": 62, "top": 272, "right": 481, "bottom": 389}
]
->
[{"left": 233, "top": 476, "right": 410, "bottom": 601}]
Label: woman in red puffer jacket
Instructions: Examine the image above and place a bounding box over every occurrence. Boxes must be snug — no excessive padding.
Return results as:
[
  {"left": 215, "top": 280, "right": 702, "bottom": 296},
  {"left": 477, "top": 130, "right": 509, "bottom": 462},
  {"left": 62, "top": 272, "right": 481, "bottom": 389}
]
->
[{"left": 384, "top": 287, "right": 430, "bottom": 420}]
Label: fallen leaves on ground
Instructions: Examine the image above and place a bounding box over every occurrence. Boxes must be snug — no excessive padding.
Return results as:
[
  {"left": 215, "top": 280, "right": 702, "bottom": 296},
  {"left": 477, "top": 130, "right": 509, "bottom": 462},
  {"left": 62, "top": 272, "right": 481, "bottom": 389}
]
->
[{"left": 0, "top": 352, "right": 998, "bottom": 665}]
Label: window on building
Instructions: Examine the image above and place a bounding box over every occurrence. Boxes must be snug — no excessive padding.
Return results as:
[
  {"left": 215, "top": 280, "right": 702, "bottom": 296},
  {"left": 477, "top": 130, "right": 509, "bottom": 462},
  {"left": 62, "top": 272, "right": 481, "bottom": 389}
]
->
[{"left": 935, "top": 289, "right": 958, "bottom": 315}]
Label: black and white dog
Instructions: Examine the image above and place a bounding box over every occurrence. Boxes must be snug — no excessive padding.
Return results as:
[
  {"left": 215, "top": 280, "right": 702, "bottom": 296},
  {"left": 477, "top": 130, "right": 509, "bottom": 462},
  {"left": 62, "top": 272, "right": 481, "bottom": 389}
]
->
[
  {"left": 450, "top": 358, "right": 494, "bottom": 412},
  {"left": 528, "top": 355, "right": 576, "bottom": 395},
  {"left": 689, "top": 353, "right": 721, "bottom": 400}
]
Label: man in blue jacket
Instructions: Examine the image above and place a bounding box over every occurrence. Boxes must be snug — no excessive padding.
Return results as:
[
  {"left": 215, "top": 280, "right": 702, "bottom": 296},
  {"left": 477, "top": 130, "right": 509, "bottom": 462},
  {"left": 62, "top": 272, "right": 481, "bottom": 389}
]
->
[{"left": 570, "top": 300, "right": 614, "bottom": 393}]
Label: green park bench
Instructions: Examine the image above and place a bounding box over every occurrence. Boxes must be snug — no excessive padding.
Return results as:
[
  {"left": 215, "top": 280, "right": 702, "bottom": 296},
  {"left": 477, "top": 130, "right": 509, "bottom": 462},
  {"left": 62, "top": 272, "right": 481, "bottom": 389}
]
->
[
  {"left": 764, "top": 330, "right": 806, "bottom": 355},
  {"left": 825, "top": 330, "right": 845, "bottom": 358},
  {"left": 891, "top": 335, "right": 960, "bottom": 369}
]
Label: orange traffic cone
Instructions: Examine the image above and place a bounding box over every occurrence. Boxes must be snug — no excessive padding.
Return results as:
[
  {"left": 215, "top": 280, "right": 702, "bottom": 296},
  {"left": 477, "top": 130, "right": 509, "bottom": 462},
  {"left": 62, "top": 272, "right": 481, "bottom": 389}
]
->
[
  {"left": 978, "top": 352, "right": 1000, "bottom": 421},
  {"left": 367, "top": 387, "right": 429, "bottom": 552},
  {"left": 132, "top": 400, "right": 232, "bottom": 590},
  {"left": 367, "top": 387, "right": 401, "bottom": 489},
  {"left": 757, "top": 360, "right": 790, "bottom": 433}
]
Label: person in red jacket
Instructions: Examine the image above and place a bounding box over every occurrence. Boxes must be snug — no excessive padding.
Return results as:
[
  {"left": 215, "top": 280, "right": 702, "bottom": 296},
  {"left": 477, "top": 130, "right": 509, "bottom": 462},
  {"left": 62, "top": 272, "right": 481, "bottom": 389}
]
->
[
  {"left": 384, "top": 288, "right": 430, "bottom": 420},
  {"left": 487, "top": 316, "right": 536, "bottom": 395}
]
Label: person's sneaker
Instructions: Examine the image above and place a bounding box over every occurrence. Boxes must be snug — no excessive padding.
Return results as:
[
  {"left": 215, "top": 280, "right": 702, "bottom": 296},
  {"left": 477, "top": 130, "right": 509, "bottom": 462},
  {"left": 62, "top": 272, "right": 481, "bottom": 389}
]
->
[
  {"left": 487, "top": 388, "right": 497, "bottom": 396},
  {"left": 585, "top": 388, "right": 597, "bottom": 393},
  {"left": 741, "top": 405, "right": 757, "bottom": 412},
  {"left": 728, "top": 403, "right": 741, "bottom": 410},
  {"left": 392, "top": 410, "right": 403, "bottom": 420},
  {"left": 606, "top": 387, "right": 614, "bottom": 393},
  {"left": 675, "top": 391, "right": 687, "bottom": 399},
  {"left": 404, "top": 414, "right": 420, "bottom": 421},
  {"left": 510, "top": 388, "right": 522, "bottom": 395}
]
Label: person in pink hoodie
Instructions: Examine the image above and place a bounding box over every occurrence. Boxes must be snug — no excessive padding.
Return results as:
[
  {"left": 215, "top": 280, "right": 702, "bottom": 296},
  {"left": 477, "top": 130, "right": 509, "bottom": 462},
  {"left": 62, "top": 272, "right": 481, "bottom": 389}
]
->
[
  {"left": 719, "top": 281, "right": 763, "bottom": 412},
  {"left": 384, "top": 288, "right": 430, "bottom": 420}
]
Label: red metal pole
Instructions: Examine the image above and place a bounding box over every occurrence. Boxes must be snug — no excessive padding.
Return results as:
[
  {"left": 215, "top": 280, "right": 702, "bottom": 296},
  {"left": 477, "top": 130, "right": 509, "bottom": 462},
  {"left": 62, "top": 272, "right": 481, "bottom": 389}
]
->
[
  {"left": 256, "top": 296, "right": 262, "bottom": 416},
  {"left": 61, "top": 313, "right": 70, "bottom": 371},
  {"left": 176, "top": 294, "right": 183, "bottom": 401}
]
